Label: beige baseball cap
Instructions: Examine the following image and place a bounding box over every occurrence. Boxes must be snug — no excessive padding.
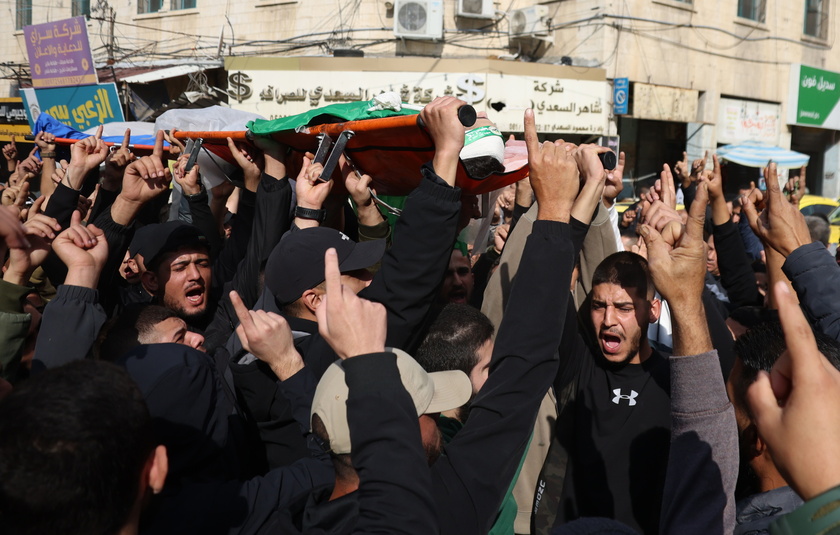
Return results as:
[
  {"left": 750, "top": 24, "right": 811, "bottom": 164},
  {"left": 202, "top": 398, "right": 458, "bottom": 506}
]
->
[{"left": 310, "top": 348, "right": 472, "bottom": 455}]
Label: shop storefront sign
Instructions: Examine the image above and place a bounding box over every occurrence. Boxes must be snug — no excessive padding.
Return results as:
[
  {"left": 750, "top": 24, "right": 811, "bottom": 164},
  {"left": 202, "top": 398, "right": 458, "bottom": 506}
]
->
[
  {"left": 225, "top": 57, "right": 609, "bottom": 135},
  {"left": 717, "top": 97, "right": 781, "bottom": 145},
  {"left": 24, "top": 16, "right": 97, "bottom": 89},
  {"left": 21, "top": 83, "right": 124, "bottom": 131},
  {"left": 788, "top": 64, "right": 840, "bottom": 130},
  {"left": 632, "top": 83, "right": 698, "bottom": 123},
  {"left": 0, "top": 98, "right": 31, "bottom": 142}
]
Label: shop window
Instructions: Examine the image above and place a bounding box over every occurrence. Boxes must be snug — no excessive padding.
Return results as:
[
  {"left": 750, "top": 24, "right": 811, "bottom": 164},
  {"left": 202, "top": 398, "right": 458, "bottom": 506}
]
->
[
  {"left": 171, "top": 0, "right": 197, "bottom": 9},
  {"left": 72, "top": 0, "right": 91, "bottom": 17},
  {"left": 804, "top": 0, "right": 829, "bottom": 39},
  {"left": 737, "top": 0, "right": 765, "bottom": 22},
  {"left": 138, "top": 0, "right": 163, "bottom": 14},
  {"left": 16, "top": 0, "right": 32, "bottom": 29}
]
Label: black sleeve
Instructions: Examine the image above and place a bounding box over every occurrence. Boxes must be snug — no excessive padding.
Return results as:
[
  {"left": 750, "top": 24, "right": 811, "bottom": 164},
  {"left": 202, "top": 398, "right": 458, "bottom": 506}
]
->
[
  {"left": 712, "top": 220, "right": 761, "bottom": 309},
  {"left": 359, "top": 162, "right": 461, "bottom": 354},
  {"left": 509, "top": 202, "right": 531, "bottom": 234},
  {"left": 88, "top": 187, "right": 119, "bottom": 225},
  {"left": 345, "top": 352, "right": 439, "bottom": 535},
  {"left": 432, "top": 220, "right": 574, "bottom": 535},
  {"left": 702, "top": 287, "right": 736, "bottom": 380},
  {"left": 32, "top": 285, "right": 107, "bottom": 373},
  {"left": 783, "top": 242, "right": 840, "bottom": 342},
  {"left": 680, "top": 182, "right": 697, "bottom": 211},
  {"left": 469, "top": 248, "right": 500, "bottom": 310},
  {"left": 212, "top": 187, "right": 256, "bottom": 289},
  {"left": 43, "top": 183, "right": 80, "bottom": 228},
  {"left": 185, "top": 186, "right": 224, "bottom": 260},
  {"left": 91, "top": 205, "right": 136, "bottom": 315},
  {"left": 39, "top": 183, "right": 84, "bottom": 286},
  {"left": 204, "top": 176, "right": 292, "bottom": 352}
]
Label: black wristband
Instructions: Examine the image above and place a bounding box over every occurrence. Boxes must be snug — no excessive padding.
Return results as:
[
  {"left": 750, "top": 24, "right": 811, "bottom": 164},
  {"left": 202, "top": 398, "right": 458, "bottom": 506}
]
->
[{"left": 295, "top": 206, "right": 327, "bottom": 223}]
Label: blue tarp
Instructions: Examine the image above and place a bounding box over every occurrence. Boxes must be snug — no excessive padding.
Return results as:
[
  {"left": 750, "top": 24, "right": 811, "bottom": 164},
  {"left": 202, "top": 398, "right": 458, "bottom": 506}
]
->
[
  {"left": 717, "top": 142, "right": 810, "bottom": 169},
  {"left": 32, "top": 113, "right": 166, "bottom": 160}
]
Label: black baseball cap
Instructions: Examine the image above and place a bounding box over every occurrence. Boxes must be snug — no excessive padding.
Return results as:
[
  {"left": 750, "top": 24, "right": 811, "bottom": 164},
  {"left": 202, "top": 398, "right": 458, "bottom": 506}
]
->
[
  {"left": 265, "top": 227, "right": 386, "bottom": 306},
  {"left": 135, "top": 221, "right": 208, "bottom": 270}
]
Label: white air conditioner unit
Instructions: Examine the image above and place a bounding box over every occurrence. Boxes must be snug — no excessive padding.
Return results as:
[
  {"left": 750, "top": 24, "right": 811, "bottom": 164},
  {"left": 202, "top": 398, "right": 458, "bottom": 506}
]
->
[
  {"left": 457, "top": 0, "right": 495, "bottom": 19},
  {"left": 394, "top": 0, "right": 444, "bottom": 40},
  {"left": 508, "top": 5, "right": 552, "bottom": 40}
]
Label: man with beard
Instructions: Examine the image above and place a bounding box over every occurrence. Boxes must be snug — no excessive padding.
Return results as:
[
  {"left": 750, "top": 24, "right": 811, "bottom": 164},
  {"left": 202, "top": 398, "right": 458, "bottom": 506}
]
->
[
  {"left": 438, "top": 249, "right": 475, "bottom": 305},
  {"left": 138, "top": 221, "right": 215, "bottom": 329},
  {"left": 725, "top": 321, "right": 840, "bottom": 534},
  {"left": 549, "top": 252, "right": 670, "bottom": 534}
]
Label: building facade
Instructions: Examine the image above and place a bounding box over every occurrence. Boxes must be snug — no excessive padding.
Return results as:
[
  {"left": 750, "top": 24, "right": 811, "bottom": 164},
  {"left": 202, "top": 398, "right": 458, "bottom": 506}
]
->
[{"left": 1, "top": 0, "right": 837, "bottom": 194}]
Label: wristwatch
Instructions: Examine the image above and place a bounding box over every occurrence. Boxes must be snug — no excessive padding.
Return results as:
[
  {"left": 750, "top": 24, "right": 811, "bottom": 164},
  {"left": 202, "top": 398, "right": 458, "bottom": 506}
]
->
[{"left": 295, "top": 206, "right": 327, "bottom": 224}]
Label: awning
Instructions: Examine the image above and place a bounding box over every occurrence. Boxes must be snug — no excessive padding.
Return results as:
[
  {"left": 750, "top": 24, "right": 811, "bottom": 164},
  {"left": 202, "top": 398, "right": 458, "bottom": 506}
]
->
[
  {"left": 717, "top": 142, "right": 810, "bottom": 169},
  {"left": 121, "top": 65, "right": 206, "bottom": 84}
]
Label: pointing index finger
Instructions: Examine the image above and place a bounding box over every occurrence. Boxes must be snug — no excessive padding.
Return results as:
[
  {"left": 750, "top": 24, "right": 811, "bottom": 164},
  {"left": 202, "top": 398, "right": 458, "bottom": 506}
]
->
[
  {"left": 685, "top": 181, "right": 709, "bottom": 242},
  {"left": 323, "top": 248, "right": 342, "bottom": 303},
  {"left": 152, "top": 130, "right": 165, "bottom": 159},
  {"left": 94, "top": 125, "right": 103, "bottom": 140},
  {"left": 229, "top": 290, "right": 256, "bottom": 332},
  {"left": 523, "top": 109, "right": 539, "bottom": 156},
  {"left": 774, "top": 281, "right": 823, "bottom": 378},
  {"left": 121, "top": 128, "right": 131, "bottom": 149}
]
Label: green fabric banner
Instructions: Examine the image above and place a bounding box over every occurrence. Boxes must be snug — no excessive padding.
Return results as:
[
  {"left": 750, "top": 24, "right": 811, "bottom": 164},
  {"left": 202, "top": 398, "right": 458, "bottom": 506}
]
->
[{"left": 247, "top": 99, "right": 418, "bottom": 135}]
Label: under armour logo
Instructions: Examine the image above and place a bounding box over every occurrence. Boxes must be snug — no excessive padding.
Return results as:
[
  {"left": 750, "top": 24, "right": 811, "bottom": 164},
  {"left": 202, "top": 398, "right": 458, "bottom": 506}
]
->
[
  {"left": 339, "top": 233, "right": 350, "bottom": 241},
  {"left": 612, "top": 389, "right": 638, "bottom": 406}
]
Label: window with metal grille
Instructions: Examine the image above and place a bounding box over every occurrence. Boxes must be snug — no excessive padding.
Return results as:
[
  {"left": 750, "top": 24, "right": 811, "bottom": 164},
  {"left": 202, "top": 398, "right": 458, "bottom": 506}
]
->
[
  {"left": 16, "top": 0, "right": 32, "bottom": 29},
  {"left": 804, "top": 0, "right": 829, "bottom": 38},
  {"left": 737, "top": 0, "right": 765, "bottom": 22},
  {"left": 72, "top": 0, "right": 91, "bottom": 17},
  {"left": 138, "top": 0, "right": 163, "bottom": 14},
  {"left": 171, "top": 0, "right": 197, "bottom": 9}
]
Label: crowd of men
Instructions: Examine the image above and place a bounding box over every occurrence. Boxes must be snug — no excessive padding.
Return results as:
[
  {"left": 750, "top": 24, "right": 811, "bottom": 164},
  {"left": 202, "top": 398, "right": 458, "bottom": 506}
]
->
[{"left": 1, "top": 96, "right": 840, "bottom": 535}]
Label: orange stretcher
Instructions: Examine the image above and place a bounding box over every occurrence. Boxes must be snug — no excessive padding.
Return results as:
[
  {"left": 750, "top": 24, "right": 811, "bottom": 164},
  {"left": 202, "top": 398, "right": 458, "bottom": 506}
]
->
[{"left": 172, "top": 114, "right": 529, "bottom": 196}]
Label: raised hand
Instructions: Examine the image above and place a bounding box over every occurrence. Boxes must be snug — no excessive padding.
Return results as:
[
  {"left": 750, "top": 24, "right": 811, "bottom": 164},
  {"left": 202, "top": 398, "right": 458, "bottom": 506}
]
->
[
  {"left": 603, "top": 151, "right": 625, "bottom": 208},
  {"left": 674, "top": 151, "right": 690, "bottom": 186},
  {"left": 226, "top": 137, "right": 263, "bottom": 191},
  {"left": 570, "top": 143, "right": 610, "bottom": 224},
  {"left": 102, "top": 129, "right": 135, "bottom": 190},
  {"left": 51, "top": 210, "right": 108, "bottom": 288},
  {"left": 640, "top": 183, "right": 712, "bottom": 355},
  {"left": 67, "top": 125, "right": 108, "bottom": 189},
  {"left": 3, "top": 212, "right": 61, "bottom": 286},
  {"left": 173, "top": 152, "right": 202, "bottom": 196},
  {"left": 640, "top": 183, "right": 709, "bottom": 306},
  {"left": 296, "top": 154, "right": 333, "bottom": 209},
  {"left": 742, "top": 162, "right": 811, "bottom": 257},
  {"left": 121, "top": 130, "right": 171, "bottom": 204},
  {"left": 34, "top": 131, "right": 57, "bottom": 154},
  {"left": 747, "top": 281, "right": 840, "bottom": 501},
  {"left": 111, "top": 131, "right": 170, "bottom": 226},
  {"left": 690, "top": 150, "right": 709, "bottom": 179},
  {"left": 2, "top": 136, "right": 17, "bottom": 164},
  {"left": 523, "top": 108, "right": 579, "bottom": 222},
  {"left": 230, "top": 290, "right": 304, "bottom": 380},
  {"left": 339, "top": 154, "right": 383, "bottom": 226},
  {"left": 0, "top": 205, "right": 28, "bottom": 251},
  {"left": 316, "top": 248, "right": 387, "bottom": 360},
  {"left": 421, "top": 96, "right": 469, "bottom": 187}
]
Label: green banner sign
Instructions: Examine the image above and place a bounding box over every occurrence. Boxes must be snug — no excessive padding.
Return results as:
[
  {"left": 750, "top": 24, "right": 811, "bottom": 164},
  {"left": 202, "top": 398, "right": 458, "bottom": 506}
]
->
[{"left": 788, "top": 64, "right": 840, "bottom": 129}]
